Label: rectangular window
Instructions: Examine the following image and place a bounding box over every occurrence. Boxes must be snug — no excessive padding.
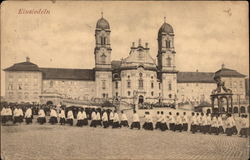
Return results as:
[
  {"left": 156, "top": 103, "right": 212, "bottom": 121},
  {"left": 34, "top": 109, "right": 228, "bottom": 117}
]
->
[
  {"left": 18, "top": 84, "right": 22, "bottom": 90},
  {"left": 128, "top": 91, "right": 131, "bottom": 96},
  {"left": 151, "top": 82, "right": 154, "bottom": 89},
  {"left": 139, "top": 79, "right": 143, "bottom": 89},
  {"left": 151, "top": 91, "right": 154, "bottom": 96},
  {"left": 168, "top": 83, "right": 172, "bottom": 91},
  {"left": 239, "top": 81, "right": 243, "bottom": 88},
  {"left": 159, "top": 83, "right": 161, "bottom": 89}
]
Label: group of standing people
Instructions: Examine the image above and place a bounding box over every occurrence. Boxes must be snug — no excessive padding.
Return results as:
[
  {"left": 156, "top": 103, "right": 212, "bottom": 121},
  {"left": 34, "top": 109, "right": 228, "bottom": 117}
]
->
[{"left": 1, "top": 105, "right": 249, "bottom": 138}]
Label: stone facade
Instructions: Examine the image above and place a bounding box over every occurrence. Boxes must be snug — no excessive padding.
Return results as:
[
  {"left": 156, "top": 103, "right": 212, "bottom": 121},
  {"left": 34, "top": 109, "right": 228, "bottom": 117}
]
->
[{"left": 3, "top": 16, "right": 248, "bottom": 108}]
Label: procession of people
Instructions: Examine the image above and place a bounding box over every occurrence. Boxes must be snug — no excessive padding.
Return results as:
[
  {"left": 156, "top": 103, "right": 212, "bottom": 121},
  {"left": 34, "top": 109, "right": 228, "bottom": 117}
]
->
[{"left": 0, "top": 103, "right": 249, "bottom": 138}]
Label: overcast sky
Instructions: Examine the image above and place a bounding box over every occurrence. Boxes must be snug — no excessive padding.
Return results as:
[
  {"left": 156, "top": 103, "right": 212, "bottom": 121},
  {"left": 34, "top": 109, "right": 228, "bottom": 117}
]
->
[{"left": 1, "top": 1, "right": 249, "bottom": 96}]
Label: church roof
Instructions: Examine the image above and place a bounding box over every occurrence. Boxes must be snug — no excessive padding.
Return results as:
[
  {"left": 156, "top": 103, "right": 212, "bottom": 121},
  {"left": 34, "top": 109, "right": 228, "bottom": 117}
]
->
[
  {"left": 96, "top": 17, "right": 110, "bottom": 30},
  {"left": 40, "top": 68, "right": 95, "bottom": 81},
  {"left": 111, "top": 60, "right": 122, "bottom": 70},
  {"left": 177, "top": 72, "right": 215, "bottom": 83},
  {"left": 214, "top": 67, "right": 246, "bottom": 78},
  {"left": 4, "top": 61, "right": 41, "bottom": 72}
]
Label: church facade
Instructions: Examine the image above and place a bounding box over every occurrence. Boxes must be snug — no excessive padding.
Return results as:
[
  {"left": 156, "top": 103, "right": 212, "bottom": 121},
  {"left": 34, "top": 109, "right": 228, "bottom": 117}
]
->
[{"left": 4, "top": 16, "right": 248, "bottom": 109}]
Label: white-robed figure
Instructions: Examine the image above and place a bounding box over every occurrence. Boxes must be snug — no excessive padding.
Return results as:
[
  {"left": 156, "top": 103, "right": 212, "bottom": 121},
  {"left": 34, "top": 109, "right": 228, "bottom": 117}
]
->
[
  {"left": 143, "top": 112, "right": 154, "bottom": 130},
  {"left": 112, "top": 110, "right": 120, "bottom": 128},
  {"left": 206, "top": 113, "right": 212, "bottom": 134},
  {"left": 96, "top": 110, "right": 102, "bottom": 127},
  {"left": 49, "top": 107, "right": 58, "bottom": 125},
  {"left": 59, "top": 108, "right": 66, "bottom": 125},
  {"left": 109, "top": 110, "right": 114, "bottom": 127},
  {"left": 190, "top": 112, "right": 198, "bottom": 134},
  {"left": 196, "top": 113, "right": 202, "bottom": 132},
  {"left": 130, "top": 110, "right": 140, "bottom": 130},
  {"left": 82, "top": 108, "right": 88, "bottom": 126},
  {"left": 76, "top": 109, "right": 84, "bottom": 127},
  {"left": 5, "top": 106, "right": 13, "bottom": 123},
  {"left": 37, "top": 107, "right": 46, "bottom": 125},
  {"left": 13, "top": 106, "right": 23, "bottom": 124},
  {"left": 24, "top": 106, "right": 32, "bottom": 124},
  {"left": 225, "top": 114, "right": 234, "bottom": 136},
  {"left": 168, "top": 112, "right": 175, "bottom": 131},
  {"left": 175, "top": 112, "right": 183, "bottom": 132},
  {"left": 102, "top": 110, "right": 109, "bottom": 128},
  {"left": 155, "top": 111, "right": 161, "bottom": 130},
  {"left": 120, "top": 110, "right": 129, "bottom": 127},
  {"left": 67, "top": 109, "right": 74, "bottom": 126},
  {"left": 182, "top": 112, "right": 188, "bottom": 131},
  {"left": 1, "top": 106, "right": 7, "bottom": 124},
  {"left": 218, "top": 115, "right": 224, "bottom": 134},
  {"left": 231, "top": 116, "right": 238, "bottom": 135},
  {"left": 159, "top": 111, "right": 168, "bottom": 131},
  {"left": 211, "top": 115, "right": 219, "bottom": 135},
  {"left": 201, "top": 113, "right": 208, "bottom": 134},
  {"left": 90, "top": 109, "right": 97, "bottom": 128},
  {"left": 239, "top": 115, "right": 249, "bottom": 138}
]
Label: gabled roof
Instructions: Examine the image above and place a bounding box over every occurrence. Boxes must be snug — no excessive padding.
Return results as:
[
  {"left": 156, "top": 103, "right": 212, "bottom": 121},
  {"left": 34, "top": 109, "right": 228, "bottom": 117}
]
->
[
  {"left": 177, "top": 72, "right": 215, "bottom": 83},
  {"left": 215, "top": 68, "right": 246, "bottom": 78},
  {"left": 4, "top": 62, "right": 41, "bottom": 72},
  {"left": 40, "top": 68, "right": 95, "bottom": 81}
]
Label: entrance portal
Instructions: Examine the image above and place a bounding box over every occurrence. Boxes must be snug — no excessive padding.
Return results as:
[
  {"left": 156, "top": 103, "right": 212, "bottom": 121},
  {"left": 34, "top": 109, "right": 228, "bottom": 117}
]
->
[{"left": 138, "top": 95, "right": 144, "bottom": 104}]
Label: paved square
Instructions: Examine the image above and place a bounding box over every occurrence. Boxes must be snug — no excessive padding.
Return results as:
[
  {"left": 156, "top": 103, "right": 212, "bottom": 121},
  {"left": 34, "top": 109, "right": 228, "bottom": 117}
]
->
[{"left": 1, "top": 122, "right": 249, "bottom": 160}]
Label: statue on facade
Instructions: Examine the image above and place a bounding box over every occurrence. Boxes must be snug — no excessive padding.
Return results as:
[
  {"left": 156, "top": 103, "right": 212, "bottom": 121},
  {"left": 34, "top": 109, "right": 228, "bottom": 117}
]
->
[{"left": 212, "top": 76, "right": 232, "bottom": 94}]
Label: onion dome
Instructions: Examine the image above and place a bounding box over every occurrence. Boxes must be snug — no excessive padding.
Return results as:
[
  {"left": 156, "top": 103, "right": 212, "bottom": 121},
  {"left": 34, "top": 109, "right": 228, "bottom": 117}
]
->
[
  {"left": 158, "top": 17, "right": 174, "bottom": 37},
  {"left": 96, "top": 17, "right": 110, "bottom": 30}
]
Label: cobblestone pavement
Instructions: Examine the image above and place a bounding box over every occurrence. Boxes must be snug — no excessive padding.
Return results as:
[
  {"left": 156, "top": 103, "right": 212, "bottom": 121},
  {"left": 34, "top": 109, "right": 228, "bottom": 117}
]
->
[{"left": 1, "top": 122, "right": 249, "bottom": 160}]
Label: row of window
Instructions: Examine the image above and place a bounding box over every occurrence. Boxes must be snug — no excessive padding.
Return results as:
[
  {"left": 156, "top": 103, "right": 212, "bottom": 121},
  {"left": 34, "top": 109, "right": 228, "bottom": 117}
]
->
[
  {"left": 8, "top": 84, "right": 39, "bottom": 90},
  {"left": 8, "top": 92, "right": 39, "bottom": 99},
  {"left": 114, "top": 81, "right": 172, "bottom": 90},
  {"left": 115, "top": 92, "right": 173, "bottom": 98}
]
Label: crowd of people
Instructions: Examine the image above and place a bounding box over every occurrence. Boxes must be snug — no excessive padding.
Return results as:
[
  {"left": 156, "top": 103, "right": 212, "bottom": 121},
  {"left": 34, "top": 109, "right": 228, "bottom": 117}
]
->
[{"left": 1, "top": 104, "right": 249, "bottom": 138}]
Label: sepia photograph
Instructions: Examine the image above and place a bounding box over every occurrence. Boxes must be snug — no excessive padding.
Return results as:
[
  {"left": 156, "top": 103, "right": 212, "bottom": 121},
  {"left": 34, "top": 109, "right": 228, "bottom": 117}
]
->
[{"left": 0, "top": 1, "right": 249, "bottom": 160}]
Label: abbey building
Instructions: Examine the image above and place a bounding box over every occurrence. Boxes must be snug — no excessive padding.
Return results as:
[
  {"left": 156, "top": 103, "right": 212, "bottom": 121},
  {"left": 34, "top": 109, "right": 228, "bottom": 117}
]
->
[{"left": 4, "top": 16, "right": 248, "bottom": 109}]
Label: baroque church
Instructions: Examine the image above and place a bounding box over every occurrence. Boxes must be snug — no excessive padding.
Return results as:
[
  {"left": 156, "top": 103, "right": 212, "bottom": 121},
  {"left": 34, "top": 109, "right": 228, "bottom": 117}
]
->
[{"left": 4, "top": 15, "right": 247, "bottom": 110}]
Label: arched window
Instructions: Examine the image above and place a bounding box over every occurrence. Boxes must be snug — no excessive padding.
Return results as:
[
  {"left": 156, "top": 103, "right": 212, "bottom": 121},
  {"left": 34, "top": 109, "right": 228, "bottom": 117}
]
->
[
  {"left": 101, "top": 37, "right": 106, "bottom": 45},
  {"left": 151, "top": 91, "right": 154, "bottom": 96},
  {"left": 166, "top": 40, "right": 171, "bottom": 48},
  {"left": 115, "top": 81, "right": 118, "bottom": 89},
  {"left": 151, "top": 82, "right": 154, "bottom": 88},
  {"left": 128, "top": 91, "right": 131, "bottom": 96},
  {"left": 127, "top": 80, "right": 131, "bottom": 88},
  {"left": 102, "top": 80, "right": 106, "bottom": 90},
  {"left": 167, "top": 56, "right": 171, "bottom": 67}
]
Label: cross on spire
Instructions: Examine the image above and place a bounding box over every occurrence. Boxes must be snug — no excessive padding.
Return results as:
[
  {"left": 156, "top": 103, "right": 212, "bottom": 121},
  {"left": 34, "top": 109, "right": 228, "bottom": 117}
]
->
[
  {"left": 101, "top": 11, "right": 103, "bottom": 18},
  {"left": 164, "top": 17, "right": 166, "bottom": 23}
]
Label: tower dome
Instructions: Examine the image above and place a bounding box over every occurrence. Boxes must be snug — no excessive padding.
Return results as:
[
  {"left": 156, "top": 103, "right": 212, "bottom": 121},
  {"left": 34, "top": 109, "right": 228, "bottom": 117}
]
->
[
  {"left": 158, "top": 22, "right": 174, "bottom": 37},
  {"left": 96, "top": 17, "right": 110, "bottom": 30}
]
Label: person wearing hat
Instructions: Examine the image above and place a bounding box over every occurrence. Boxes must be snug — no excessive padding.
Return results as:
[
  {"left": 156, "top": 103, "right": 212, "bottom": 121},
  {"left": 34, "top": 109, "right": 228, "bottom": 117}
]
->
[
  {"left": 102, "top": 109, "right": 109, "bottom": 128},
  {"left": 24, "top": 106, "right": 32, "bottom": 124},
  {"left": 109, "top": 110, "right": 114, "bottom": 127},
  {"left": 175, "top": 112, "right": 182, "bottom": 132},
  {"left": 120, "top": 110, "right": 129, "bottom": 128},
  {"left": 155, "top": 111, "right": 161, "bottom": 130},
  {"left": 182, "top": 112, "right": 188, "bottom": 132},
  {"left": 82, "top": 108, "right": 88, "bottom": 126},
  {"left": 49, "top": 107, "right": 58, "bottom": 125},
  {"left": 76, "top": 108, "right": 84, "bottom": 127},
  {"left": 112, "top": 110, "right": 120, "bottom": 128},
  {"left": 37, "top": 106, "right": 46, "bottom": 125},
  {"left": 190, "top": 112, "right": 198, "bottom": 134},
  {"left": 130, "top": 110, "right": 140, "bottom": 130},
  {"left": 90, "top": 109, "right": 97, "bottom": 128},
  {"left": 168, "top": 112, "right": 175, "bottom": 131},
  {"left": 59, "top": 108, "right": 66, "bottom": 125},
  {"left": 67, "top": 108, "right": 74, "bottom": 126},
  {"left": 159, "top": 111, "right": 168, "bottom": 131}
]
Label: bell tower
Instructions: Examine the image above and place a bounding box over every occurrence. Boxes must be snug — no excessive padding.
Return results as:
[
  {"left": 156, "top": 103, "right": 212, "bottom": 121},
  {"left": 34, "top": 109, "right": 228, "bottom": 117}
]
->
[
  {"left": 94, "top": 13, "right": 112, "bottom": 99},
  {"left": 157, "top": 17, "right": 178, "bottom": 104}
]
